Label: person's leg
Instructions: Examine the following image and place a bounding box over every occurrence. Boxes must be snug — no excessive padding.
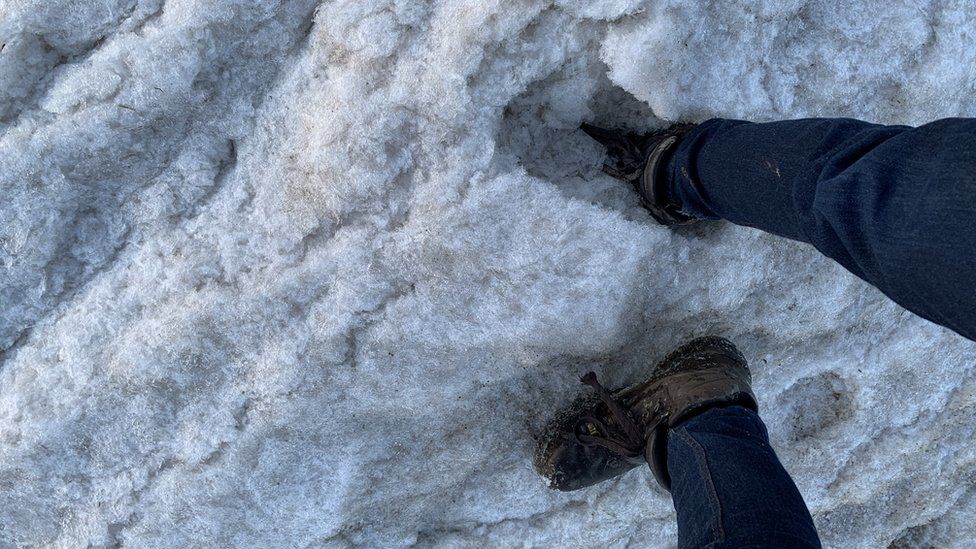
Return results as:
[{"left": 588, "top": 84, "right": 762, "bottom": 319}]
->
[
  {"left": 667, "top": 118, "right": 976, "bottom": 342},
  {"left": 668, "top": 405, "right": 821, "bottom": 549}
]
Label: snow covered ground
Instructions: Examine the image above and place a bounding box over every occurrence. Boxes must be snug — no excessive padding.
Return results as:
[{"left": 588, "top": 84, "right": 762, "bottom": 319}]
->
[{"left": 1, "top": 0, "right": 975, "bottom": 546}]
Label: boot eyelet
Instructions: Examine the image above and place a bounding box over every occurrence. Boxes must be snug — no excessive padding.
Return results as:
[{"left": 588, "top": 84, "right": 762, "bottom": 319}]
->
[{"left": 577, "top": 421, "right": 600, "bottom": 437}]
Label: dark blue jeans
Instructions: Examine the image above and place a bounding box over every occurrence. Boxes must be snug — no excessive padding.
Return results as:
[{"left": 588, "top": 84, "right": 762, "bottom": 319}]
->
[
  {"left": 668, "top": 117, "right": 976, "bottom": 342},
  {"left": 669, "top": 407, "right": 820, "bottom": 548},
  {"left": 663, "top": 118, "right": 976, "bottom": 547}
]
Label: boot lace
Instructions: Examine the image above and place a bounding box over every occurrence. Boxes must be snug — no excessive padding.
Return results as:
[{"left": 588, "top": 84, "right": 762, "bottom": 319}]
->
[{"left": 575, "top": 372, "right": 646, "bottom": 462}]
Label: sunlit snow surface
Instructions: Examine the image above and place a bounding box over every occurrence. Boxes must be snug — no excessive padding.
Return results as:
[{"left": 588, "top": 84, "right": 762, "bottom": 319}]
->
[{"left": 1, "top": 0, "right": 975, "bottom": 546}]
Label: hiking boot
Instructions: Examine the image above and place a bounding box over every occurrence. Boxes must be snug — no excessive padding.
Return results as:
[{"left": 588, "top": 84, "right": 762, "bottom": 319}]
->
[
  {"left": 533, "top": 336, "right": 757, "bottom": 492},
  {"left": 581, "top": 122, "right": 697, "bottom": 226}
]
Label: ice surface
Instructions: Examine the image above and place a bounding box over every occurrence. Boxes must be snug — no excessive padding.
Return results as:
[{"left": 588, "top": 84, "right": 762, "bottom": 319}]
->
[{"left": 1, "top": 0, "right": 975, "bottom": 547}]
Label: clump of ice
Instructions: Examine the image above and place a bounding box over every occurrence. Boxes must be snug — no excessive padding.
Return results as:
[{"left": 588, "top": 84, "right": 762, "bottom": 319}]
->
[{"left": 1, "top": 0, "right": 975, "bottom": 547}]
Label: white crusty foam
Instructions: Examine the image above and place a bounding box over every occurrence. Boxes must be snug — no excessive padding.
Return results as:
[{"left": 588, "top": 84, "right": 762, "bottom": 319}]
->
[{"left": 1, "top": 0, "right": 974, "bottom": 546}]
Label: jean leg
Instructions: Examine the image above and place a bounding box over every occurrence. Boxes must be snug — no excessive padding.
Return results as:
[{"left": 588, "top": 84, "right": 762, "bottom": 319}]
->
[
  {"left": 667, "top": 118, "right": 976, "bottom": 342},
  {"left": 668, "top": 406, "right": 821, "bottom": 549}
]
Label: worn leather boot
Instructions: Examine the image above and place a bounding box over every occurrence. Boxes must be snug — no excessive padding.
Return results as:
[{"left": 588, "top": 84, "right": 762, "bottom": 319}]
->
[
  {"left": 533, "top": 336, "right": 757, "bottom": 492},
  {"left": 581, "top": 122, "right": 697, "bottom": 226}
]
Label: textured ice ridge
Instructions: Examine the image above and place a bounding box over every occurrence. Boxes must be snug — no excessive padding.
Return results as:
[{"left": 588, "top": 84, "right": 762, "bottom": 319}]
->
[{"left": 1, "top": 0, "right": 975, "bottom": 547}]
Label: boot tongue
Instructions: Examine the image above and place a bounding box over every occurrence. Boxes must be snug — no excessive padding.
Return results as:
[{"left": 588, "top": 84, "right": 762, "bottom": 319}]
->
[{"left": 577, "top": 372, "right": 646, "bottom": 460}]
